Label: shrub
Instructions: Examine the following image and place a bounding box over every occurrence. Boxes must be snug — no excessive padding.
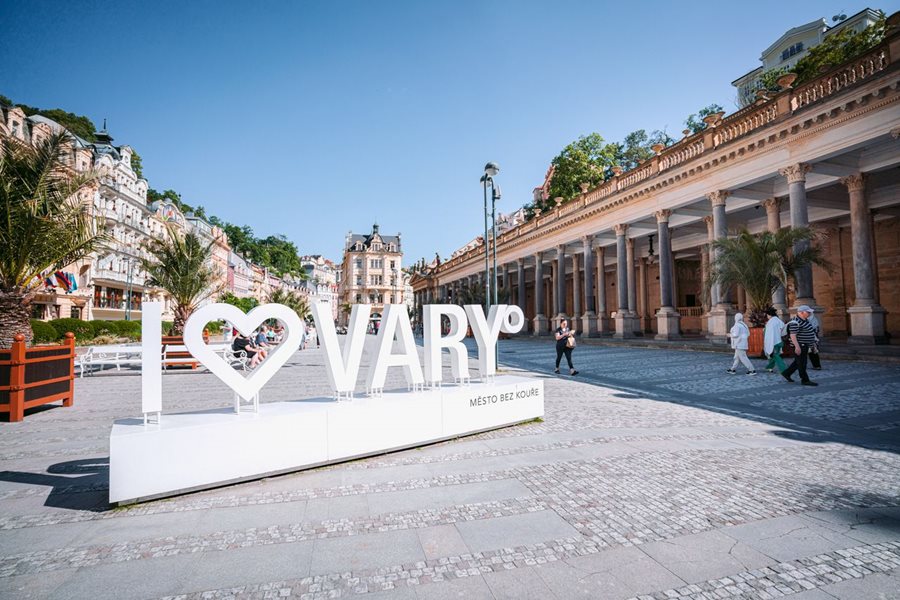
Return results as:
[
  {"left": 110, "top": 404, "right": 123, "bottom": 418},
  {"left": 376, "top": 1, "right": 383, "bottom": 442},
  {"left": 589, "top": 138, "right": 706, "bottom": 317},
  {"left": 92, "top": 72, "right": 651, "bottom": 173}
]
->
[
  {"left": 48, "top": 318, "right": 94, "bottom": 342},
  {"left": 90, "top": 334, "right": 122, "bottom": 345},
  {"left": 112, "top": 320, "right": 142, "bottom": 340},
  {"left": 91, "top": 320, "right": 117, "bottom": 338},
  {"left": 161, "top": 321, "right": 175, "bottom": 335},
  {"left": 30, "top": 320, "right": 59, "bottom": 344},
  {"left": 205, "top": 320, "right": 223, "bottom": 334}
]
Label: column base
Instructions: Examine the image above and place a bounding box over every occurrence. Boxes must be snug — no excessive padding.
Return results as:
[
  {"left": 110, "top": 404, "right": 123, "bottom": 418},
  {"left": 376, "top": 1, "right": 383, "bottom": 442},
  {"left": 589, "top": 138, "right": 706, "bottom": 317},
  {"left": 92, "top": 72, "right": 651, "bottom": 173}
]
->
[
  {"left": 706, "top": 305, "right": 735, "bottom": 344},
  {"left": 532, "top": 314, "right": 549, "bottom": 336},
  {"left": 847, "top": 305, "right": 887, "bottom": 344},
  {"left": 613, "top": 313, "right": 639, "bottom": 339},
  {"left": 654, "top": 308, "right": 681, "bottom": 340},
  {"left": 597, "top": 316, "right": 611, "bottom": 336},
  {"left": 774, "top": 304, "right": 790, "bottom": 323},
  {"left": 580, "top": 311, "right": 599, "bottom": 337}
]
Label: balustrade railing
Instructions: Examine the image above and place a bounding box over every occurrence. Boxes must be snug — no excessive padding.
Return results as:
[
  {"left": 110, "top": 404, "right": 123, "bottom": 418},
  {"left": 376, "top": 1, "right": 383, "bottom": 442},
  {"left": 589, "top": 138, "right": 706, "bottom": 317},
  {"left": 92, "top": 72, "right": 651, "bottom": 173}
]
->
[
  {"left": 658, "top": 138, "right": 705, "bottom": 171},
  {"left": 791, "top": 47, "right": 889, "bottom": 111},
  {"left": 618, "top": 163, "right": 653, "bottom": 189},
  {"left": 713, "top": 103, "right": 779, "bottom": 146}
]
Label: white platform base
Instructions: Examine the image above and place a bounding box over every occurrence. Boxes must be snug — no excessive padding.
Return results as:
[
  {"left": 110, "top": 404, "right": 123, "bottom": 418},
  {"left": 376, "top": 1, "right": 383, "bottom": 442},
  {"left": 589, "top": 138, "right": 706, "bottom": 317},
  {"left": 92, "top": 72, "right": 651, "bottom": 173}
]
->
[{"left": 109, "top": 375, "right": 544, "bottom": 504}]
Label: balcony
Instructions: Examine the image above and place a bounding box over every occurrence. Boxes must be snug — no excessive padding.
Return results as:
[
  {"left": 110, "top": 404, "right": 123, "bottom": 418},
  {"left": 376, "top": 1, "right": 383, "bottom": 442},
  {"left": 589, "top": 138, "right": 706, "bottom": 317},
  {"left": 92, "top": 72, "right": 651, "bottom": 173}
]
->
[{"left": 92, "top": 268, "right": 148, "bottom": 287}]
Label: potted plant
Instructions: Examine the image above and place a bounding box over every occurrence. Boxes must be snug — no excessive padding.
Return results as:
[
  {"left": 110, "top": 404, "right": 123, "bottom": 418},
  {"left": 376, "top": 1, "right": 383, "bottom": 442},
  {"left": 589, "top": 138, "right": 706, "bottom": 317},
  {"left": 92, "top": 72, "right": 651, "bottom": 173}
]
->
[{"left": 709, "top": 228, "right": 830, "bottom": 357}]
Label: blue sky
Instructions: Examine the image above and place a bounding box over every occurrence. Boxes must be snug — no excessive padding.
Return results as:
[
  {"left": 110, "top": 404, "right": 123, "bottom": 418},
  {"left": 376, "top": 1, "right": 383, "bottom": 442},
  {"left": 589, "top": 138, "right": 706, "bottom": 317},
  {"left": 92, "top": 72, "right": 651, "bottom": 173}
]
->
[{"left": 3, "top": 0, "right": 895, "bottom": 265}]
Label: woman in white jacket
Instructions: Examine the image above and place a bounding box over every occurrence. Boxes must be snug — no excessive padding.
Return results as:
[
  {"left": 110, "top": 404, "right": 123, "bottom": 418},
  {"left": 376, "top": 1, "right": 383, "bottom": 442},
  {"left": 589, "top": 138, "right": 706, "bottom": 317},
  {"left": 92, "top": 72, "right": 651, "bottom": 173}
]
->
[
  {"left": 727, "top": 313, "right": 757, "bottom": 375},
  {"left": 762, "top": 307, "right": 787, "bottom": 374}
]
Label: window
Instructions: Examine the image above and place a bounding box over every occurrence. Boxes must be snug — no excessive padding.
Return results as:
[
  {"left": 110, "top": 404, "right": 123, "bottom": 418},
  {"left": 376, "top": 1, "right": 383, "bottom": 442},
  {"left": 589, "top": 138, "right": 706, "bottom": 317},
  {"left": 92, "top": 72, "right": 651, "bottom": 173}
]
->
[
  {"left": 370, "top": 259, "right": 382, "bottom": 269},
  {"left": 781, "top": 42, "right": 803, "bottom": 61},
  {"left": 371, "top": 275, "right": 383, "bottom": 285},
  {"left": 355, "top": 259, "right": 362, "bottom": 269},
  {"left": 355, "top": 294, "right": 362, "bottom": 303},
  {"left": 390, "top": 260, "right": 395, "bottom": 268},
  {"left": 355, "top": 276, "right": 362, "bottom": 285}
]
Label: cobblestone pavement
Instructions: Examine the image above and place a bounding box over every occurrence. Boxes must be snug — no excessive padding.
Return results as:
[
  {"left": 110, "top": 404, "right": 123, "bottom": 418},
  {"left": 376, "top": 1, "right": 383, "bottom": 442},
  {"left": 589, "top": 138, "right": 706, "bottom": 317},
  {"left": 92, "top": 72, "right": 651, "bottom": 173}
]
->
[{"left": 1, "top": 337, "right": 898, "bottom": 599}]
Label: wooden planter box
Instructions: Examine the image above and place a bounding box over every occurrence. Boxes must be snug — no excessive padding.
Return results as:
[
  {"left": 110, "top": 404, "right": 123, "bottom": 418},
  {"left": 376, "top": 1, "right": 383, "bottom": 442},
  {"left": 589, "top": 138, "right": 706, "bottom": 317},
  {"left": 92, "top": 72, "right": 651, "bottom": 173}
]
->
[
  {"left": 0, "top": 333, "right": 75, "bottom": 422},
  {"left": 748, "top": 327, "right": 765, "bottom": 358}
]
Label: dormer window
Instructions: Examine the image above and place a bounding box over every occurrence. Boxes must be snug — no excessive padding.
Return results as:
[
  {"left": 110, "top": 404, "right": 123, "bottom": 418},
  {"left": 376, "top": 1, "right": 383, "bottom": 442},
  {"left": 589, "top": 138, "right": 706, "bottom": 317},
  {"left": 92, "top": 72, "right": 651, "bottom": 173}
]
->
[{"left": 781, "top": 42, "right": 803, "bottom": 61}]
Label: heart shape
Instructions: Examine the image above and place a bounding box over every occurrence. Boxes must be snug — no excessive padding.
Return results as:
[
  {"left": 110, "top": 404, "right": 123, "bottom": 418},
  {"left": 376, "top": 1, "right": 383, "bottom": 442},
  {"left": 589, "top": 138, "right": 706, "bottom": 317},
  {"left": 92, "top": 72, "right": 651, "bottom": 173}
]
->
[{"left": 184, "top": 303, "right": 303, "bottom": 401}]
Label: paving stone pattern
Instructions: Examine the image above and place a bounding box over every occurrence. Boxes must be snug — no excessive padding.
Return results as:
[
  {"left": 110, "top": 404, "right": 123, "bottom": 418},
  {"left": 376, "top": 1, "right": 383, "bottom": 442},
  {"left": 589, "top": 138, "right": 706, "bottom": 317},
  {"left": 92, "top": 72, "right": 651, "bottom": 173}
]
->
[{"left": 0, "top": 337, "right": 898, "bottom": 599}]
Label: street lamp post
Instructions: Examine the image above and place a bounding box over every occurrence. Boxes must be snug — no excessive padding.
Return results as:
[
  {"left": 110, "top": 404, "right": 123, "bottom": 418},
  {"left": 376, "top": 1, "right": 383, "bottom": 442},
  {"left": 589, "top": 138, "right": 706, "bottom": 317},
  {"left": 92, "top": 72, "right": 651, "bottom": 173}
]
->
[{"left": 481, "top": 162, "right": 499, "bottom": 313}]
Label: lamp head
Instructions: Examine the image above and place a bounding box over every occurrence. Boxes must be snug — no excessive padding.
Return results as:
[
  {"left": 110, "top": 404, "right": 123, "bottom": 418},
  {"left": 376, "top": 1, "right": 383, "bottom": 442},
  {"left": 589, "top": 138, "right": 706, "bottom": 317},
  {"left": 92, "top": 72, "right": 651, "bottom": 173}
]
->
[{"left": 484, "top": 162, "right": 500, "bottom": 177}]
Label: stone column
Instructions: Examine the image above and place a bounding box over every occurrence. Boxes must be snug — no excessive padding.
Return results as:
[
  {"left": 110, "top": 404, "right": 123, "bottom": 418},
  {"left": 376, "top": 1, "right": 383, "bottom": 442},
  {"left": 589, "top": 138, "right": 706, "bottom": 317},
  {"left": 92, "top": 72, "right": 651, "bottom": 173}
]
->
[
  {"left": 706, "top": 191, "right": 734, "bottom": 342},
  {"left": 581, "top": 235, "right": 598, "bottom": 336},
  {"left": 655, "top": 209, "right": 681, "bottom": 339},
  {"left": 638, "top": 257, "right": 648, "bottom": 332},
  {"left": 700, "top": 247, "right": 709, "bottom": 334},
  {"left": 553, "top": 244, "right": 568, "bottom": 329},
  {"left": 613, "top": 224, "right": 637, "bottom": 338},
  {"left": 779, "top": 163, "right": 818, "bottom": 308},
  {"left": 843, "top": 173, "right": 887, "bottom": 343},
  {"left": 762, "top": 197, "right": 789, "bottom": 319},
  {"left": 596, "top": 246, "right": 610, "bottom": 335},
  {"left": 532, "top": 251, "right": 548, "bottom": 335},
  {"left": 516, "top": 257, "right": 526, "bottom": 317},
  {"left": 626, "top": 238, "right": 637, "bottom": 315},
  {"left": 703, "top": 216, "right": 718, "bottom": 308},
  {"left": 572, "top": 253, "right": 581, "bottom": 333}
]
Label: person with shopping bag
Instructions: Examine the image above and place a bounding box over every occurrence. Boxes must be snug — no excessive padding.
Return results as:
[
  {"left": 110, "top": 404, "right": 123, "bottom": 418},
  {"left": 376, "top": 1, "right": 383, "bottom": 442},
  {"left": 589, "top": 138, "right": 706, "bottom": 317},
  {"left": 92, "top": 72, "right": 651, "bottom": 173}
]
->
[{"left": 554, "top": 318, "right": 579, "bottom": 376}]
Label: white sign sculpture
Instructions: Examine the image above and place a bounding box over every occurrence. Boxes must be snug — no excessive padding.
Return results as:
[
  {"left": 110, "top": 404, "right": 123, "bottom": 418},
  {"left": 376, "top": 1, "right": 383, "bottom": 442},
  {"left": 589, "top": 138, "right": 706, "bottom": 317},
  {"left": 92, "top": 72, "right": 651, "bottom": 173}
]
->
[{"left": 113, "top": 301, "right": 542, "bottom": 504}]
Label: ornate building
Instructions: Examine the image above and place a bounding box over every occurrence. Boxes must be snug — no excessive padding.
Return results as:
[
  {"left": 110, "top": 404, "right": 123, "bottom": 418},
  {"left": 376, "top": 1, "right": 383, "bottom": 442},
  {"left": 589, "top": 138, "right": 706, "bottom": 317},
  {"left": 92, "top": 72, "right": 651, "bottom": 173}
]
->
[
  {"left": 0, "top": 108, "right": 230, "bottom": 322},
  {"left": 414, "top": 21, "right": 900, "bottom": 345},
  {"left": 338, "top": 224, "right": 404, "bottom": 326}
]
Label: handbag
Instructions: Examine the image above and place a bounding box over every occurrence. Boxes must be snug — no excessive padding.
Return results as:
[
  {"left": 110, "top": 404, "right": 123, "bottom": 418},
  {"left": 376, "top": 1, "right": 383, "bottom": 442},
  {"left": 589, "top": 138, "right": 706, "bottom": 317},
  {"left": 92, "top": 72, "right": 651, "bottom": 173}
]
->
[{"left": 566, "top": 335, "right": 576, "bottom": 349}]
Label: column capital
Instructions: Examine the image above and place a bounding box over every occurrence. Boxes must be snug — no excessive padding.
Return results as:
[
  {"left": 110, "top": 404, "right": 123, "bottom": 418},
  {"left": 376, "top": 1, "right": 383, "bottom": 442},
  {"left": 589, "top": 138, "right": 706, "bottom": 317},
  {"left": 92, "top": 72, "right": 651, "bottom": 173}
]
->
[
  {"left": 761, "top": 197, "right": 782, "bottom": 211},
  {"left": 581, "top": 234, "right": 594, "bottom": 247},
  {"left": 840, "top": 173, "right": 866, "bottom": 193},
  {"left": 626, "top": 237, "right": 635, "bottom": 249},
  {"left": 706, "top": 190, "right": 730, "bottom": 207},
  {"left": 556, "top": 244, "right": 566, "bottom": 253},
  {"left": 614, "top": 223, "right": 629, "bottom": 236},
  {"left": 517, "top": 257, "right": 526, "bottom": 266},
  {"left": 891, "top": 126, "right": 900, "bottom": 139},
  {"left": 654, "top": 209, "right": 672, "bottom": 223},
  {"left": 533, "top": 251, "right": 543, "bottom": 262},
  {"left": 779, "top": 163, "right": 811, "bottom": 184}
]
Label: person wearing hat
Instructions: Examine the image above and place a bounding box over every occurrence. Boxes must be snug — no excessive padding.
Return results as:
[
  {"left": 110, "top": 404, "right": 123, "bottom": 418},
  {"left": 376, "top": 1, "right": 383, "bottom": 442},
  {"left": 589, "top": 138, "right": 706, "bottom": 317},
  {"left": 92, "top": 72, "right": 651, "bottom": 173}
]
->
[{"left": 781, "top": 305, "right": 818, "bottom": 386}]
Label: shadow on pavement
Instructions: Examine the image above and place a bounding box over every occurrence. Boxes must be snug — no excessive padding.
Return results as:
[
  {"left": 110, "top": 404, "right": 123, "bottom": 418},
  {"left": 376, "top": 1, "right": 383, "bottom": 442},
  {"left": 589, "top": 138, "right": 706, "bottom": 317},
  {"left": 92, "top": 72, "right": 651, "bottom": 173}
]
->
[{"left": 0, "top": 457, "right": 111, "bottom": 512}]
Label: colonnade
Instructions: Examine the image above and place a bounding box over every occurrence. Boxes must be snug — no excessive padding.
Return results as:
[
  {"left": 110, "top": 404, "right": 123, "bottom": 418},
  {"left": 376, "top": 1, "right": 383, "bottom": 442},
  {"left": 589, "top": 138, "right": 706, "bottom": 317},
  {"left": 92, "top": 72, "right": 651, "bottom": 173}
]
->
[{"left": 413, "top": 165, "right": 887, "bottom": 343}]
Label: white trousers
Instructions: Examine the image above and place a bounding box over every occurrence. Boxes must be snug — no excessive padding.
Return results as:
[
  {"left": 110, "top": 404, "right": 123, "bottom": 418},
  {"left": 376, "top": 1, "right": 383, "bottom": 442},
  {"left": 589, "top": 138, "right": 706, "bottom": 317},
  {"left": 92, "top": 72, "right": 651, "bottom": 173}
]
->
[{"left": 731, "top": 349, "right": 754, "bottom": 371}]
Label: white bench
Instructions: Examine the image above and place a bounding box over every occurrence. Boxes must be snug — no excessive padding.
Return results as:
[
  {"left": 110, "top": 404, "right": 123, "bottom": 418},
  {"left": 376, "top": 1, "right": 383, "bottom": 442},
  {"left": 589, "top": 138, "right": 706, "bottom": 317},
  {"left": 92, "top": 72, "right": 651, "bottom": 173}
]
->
[{"left": 78, "top": 345, "right": 143, "bottom": 377}]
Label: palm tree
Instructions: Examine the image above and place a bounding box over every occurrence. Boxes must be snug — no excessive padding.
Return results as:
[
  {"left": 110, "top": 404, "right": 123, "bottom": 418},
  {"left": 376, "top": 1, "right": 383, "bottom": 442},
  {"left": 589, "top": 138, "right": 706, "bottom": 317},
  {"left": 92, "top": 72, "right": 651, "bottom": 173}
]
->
[
  {"left": 0, "top": 131, "right": 105, "bottom": 348},
  {"left": 709, "top": 227, "right": 830, "bottom": 326},
  {"left": 269, "top": 288, "right": 311, "bottom": 321},
  {"left": 142, "top": 225, "right": 221, "bottom": 334}
]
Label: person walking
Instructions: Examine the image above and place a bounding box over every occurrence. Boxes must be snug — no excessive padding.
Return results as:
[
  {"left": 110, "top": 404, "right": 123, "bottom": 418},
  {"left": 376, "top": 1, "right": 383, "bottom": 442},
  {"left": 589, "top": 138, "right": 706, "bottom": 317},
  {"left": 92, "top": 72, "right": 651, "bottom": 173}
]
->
[
  {"left": 727, "top": 313, "right": 757, "bottom": 375},
  {"left": 554, "top": 318, "right": 578, "bottom": 376},
  {"left": 763, "top": 307, "right": 787, "bottom": 374},
  {"left": 807, "top": 310, "right": 823, "bottom": 370},
  {"left": 782, "top": 305, "right": 818, "bottom": 386}
]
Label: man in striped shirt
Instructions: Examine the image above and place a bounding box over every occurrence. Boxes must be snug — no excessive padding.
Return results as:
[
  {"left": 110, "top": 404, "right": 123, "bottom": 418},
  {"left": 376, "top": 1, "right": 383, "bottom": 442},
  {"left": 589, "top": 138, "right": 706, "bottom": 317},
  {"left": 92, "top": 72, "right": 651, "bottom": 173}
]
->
[{"left": 782, "top": 305, "right": 819, "bottom": 386}]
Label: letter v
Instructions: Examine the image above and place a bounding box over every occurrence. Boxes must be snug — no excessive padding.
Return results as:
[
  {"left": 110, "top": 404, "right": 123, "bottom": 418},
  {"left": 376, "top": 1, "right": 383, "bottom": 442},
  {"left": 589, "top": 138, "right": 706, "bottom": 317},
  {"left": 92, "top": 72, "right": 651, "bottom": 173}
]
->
[{"left": 312, "top": 303, "right": 370, "bottom": 396}]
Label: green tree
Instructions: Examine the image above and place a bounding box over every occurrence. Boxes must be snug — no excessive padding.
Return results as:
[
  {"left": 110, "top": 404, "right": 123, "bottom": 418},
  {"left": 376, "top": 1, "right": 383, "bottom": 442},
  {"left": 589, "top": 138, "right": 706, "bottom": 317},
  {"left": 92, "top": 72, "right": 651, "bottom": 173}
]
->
[
  {"left": 684, "top": 103, "right": 725, "bottom": 135},
  {"left": 709, "top": 228, "right": 830, "bottom": 327},
  {"left": 141, "top": 226, "right": 222, "bottom": 333},
  {"left": 220, "top": 291, "right": 259, "bottom": 313},
  {"left": 793, "top": 11, "right": 886, "bottom": 85},
  {"left": 269, "top": 288, "right": 311, "bottom": 321},
  {"left": 0, "top": 131, "right": 106, "bottom": 347},
  {"left": 614, "top": 129, "right": 676, "bottom": 171},
  {"left": 130, "top": 149, "right": 144, "bottom": 179},
  {"left": 545, "top": 133, "right": 618, "bottom": 206}
]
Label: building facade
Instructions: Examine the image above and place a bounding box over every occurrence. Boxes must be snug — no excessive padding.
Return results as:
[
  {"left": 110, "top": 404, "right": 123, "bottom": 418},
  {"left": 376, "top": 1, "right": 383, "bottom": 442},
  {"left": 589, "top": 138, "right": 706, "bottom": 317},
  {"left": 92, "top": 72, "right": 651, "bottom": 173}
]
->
[
  {"left": 338, "top": 224, "right": 404, "bottom": 326},
  {"left": 300, "top": 255, "right": 339, "bottom": 324},
  {"left": 414, "top": 25, "right": 900, "bottom": 345},
  {"left": 733, "top": 8, "right": 883, "bottom": 107}
]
